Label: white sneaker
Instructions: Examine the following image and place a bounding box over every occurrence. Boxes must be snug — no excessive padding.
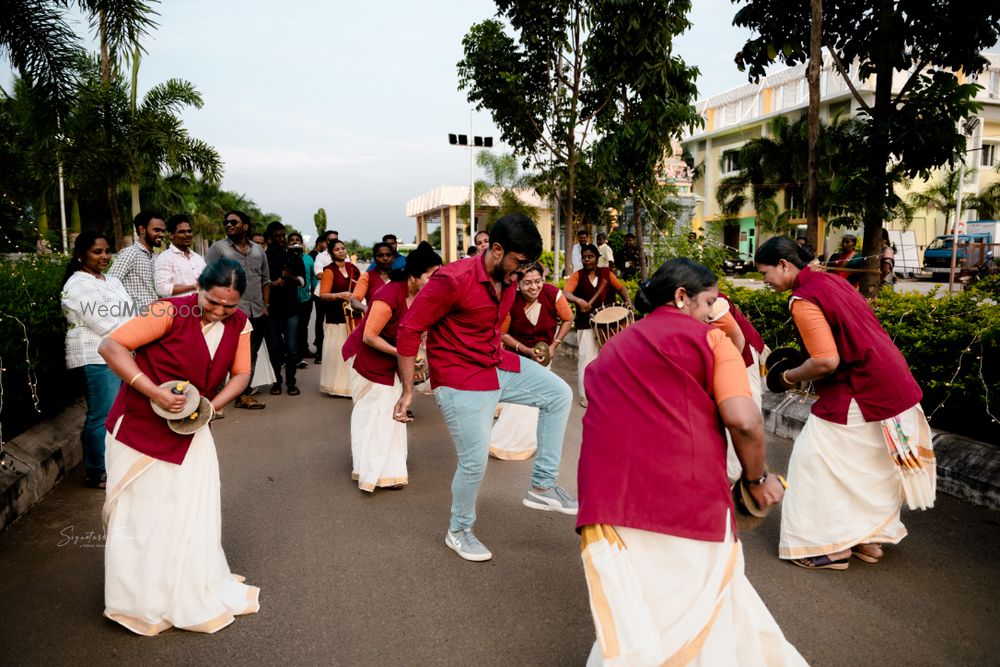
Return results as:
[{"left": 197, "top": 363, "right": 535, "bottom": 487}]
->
[
  {"left": 445, "top": 529, "right": 493, "bottom": 562},
  {"left": 523, "top": 485, "right": 579, "bottom": 515}
]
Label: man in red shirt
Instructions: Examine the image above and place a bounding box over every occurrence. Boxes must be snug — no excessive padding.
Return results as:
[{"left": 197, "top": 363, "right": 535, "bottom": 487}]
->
[{"left": 394, "top": 215, "right": 576, "bottom": 562}]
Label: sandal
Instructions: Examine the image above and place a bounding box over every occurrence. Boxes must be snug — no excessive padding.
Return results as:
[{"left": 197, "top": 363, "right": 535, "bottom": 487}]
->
[
  {"left": 287, "top": 386, "right": 301, "bottom": 396},
  {"left": 851, "top": 544, "right": 883, "bottom": 564},
  {"left": 269, "top": 383, "right": 283, "bottom": 396},
  {"left": 791, "top": 555, "right": 850, "bottom": 570}
]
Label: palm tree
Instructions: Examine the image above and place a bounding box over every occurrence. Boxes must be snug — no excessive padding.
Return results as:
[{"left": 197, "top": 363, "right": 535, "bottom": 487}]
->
[
  {"left": 125, "top": 52, "right": 223, "bottom": 217},
  {"left": 459, "top": 151, "right": 535, "bottom": 234},
  {"left": 908, "top": 168, "right": 989, "bottom": 235}
]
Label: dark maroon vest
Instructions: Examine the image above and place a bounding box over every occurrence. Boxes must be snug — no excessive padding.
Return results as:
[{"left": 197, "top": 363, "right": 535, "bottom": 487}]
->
[
  {"left": 577, "top": 306, "right": 735, "bottom": 542},
  {"left": 365, "top": 269, "right": 389, "bottom": 301},
  {"left": 508, "top": 283, "right": 561, "bottom": 351},
  {"left": 791, "top": 265, "right": 921, "bottom": 423},
  {"left": 572, "top": 267, "right": 616, "bottom": 330},
  {"left": 719, "top": 291, "right": 766, "bottom": 368},
  {"left": 105, "top": 294, "right": 246, "bottom": 464},
  {"left": 323, "top": 262, "right": 361, "bottom": 324},
  {"left": 352, "top": 280, "right": 409, "bottom": 385}
]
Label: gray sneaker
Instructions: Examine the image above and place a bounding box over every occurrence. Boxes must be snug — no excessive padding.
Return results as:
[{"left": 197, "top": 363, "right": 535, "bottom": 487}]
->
[
  {"left": 445, "top": 529, "right": 493, "bottom": 562},
  {"left": 523, "top": 485, "right": 578, "bottom": 515}
]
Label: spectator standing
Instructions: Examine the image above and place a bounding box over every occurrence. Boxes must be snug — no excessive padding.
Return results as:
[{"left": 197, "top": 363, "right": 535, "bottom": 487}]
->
[
  {"left": 154, "top": 214, "right": 206, "bottom": 297},
  {"left": 595, "top": 232, "right": 615, "bottom": 270},
  {"left": 313, "top": 230, "right": 339, "bottom": 363},
  {"left": 60, "top": 231, "right": 133, "bottom": 489},
  {"left": 289, "top": 232, "right": 315, "bottom": 362},
  {"left": 474, "top": 230, "right": 490, "bottom": 256},
  {"left": 368, "top": 234, "right": 408, "bottom": 271},
  {"left": 108, "top": 210, "right": 164, "bottom": 308},
  {"left": 205, "top": 210, "right": 270, "bottom": 410},
  {"left": 827, "top": 234, "right": 857, "bottom": 279},
  {"left": 570, "top": 229, "right": 589, "bottom": 272},
  {"left": 616, "top": 233, "right": 641, "bottom": 280},
  {"left": 263, "top": 222, "right": 306, "bottom": 396}
]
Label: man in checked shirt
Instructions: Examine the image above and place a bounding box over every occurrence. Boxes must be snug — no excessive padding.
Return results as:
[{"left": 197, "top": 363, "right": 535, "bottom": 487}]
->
[
  {"left": 394, "top": 214, "right": 576, "bottom": 562},
  {"left": 108, "top": 211, "right": 165, "bottom": 309}
]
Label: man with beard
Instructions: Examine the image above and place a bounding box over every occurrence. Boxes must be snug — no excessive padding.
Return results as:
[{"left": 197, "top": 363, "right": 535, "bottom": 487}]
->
[
  {"left": 393, "top": 214, "right": 576, "bottom": 563},
  {"left": 263, "top": 222, "right": 306, "bottom": 395},
  {"left": 109, "top": 210, "right": 165, "bottom": 309},
  {"left": 206, "top": 210, "right": 271, "bottom": 410}
]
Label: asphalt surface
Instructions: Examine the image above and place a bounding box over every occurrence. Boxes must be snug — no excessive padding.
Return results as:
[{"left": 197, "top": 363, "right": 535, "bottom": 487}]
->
[{"left": 1, "top": 355, "right": 998, "bottom": 666}]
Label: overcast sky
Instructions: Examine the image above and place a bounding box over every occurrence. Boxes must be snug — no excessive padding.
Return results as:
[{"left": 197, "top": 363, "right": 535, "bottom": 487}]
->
[{"left": 3, "top": 0, "right": 757, "bottom": 244}]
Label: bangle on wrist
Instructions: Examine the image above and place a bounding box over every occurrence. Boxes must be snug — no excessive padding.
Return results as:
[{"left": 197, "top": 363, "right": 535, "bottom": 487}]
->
[
  {"left": 781, "top": 370, "right": 794, "bottom": 386},
  {"left": 129, "top": 372, "right": 145, "bottom": 387}
]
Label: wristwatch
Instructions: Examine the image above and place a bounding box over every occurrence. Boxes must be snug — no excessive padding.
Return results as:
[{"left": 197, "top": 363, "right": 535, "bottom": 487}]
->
[{"left": 743, "top": 470, "right": 768, "bottom": 486}]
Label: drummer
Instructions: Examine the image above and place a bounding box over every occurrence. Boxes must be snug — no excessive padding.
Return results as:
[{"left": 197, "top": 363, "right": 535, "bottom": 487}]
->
[
  {"left": 489, "top": 262, "right": 573, "bottom": 460},
  {"left": 564, "top": 243, "right": 631, "bottom": 407}
]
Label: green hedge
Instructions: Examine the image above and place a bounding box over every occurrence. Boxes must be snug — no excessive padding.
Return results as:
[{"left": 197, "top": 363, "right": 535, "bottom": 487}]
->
[
  {"left": 723, "top": 278, "right": 1000, "bottom": 443},
  {"left": 0, "top": 254, "right": 79, "bottom": 442}
]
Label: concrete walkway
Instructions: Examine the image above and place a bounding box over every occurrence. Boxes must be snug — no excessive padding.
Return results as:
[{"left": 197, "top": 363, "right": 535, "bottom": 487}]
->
[{"left": 1, "top": 357, "right": 998, "bottom": 665}]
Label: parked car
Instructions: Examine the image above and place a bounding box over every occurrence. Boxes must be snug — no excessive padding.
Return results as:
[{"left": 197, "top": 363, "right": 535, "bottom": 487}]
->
[{"left": 723, "top": 254, "right": 754, "bottom": 275}]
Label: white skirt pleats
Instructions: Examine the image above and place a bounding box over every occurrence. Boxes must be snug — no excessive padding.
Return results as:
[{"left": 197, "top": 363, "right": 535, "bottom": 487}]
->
[
  {"left": 320, "top": 322, "right": 352, "bottom": 396},
  {"left": 779, "top": 400, "right": 914, "bottom": 559},
  {"left": 103, "top": 418, "right": 259, "bottom": 636},
  {"left": 578, "top": 329, "right": 599, "bottom": 404},
  {"left": 350, "top": 370, "right": 408, "bottom": 492},
  {"left": 251, "top": 338, "right": 276, "bottom": 388},
  {"left": 581, "top": 519, "right": 806, "bottom": 667},
  {"left": 489, "top": 402, "right": 538, "bottom": 460}
]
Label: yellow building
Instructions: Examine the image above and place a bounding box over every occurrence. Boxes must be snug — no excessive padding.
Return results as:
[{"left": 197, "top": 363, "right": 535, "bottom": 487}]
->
[
  {"left": 682, "top": 53, "right": 1000, "bottom": 261},
  {"left": 405, "top": 186, "right": 554, "bottom": 263}
]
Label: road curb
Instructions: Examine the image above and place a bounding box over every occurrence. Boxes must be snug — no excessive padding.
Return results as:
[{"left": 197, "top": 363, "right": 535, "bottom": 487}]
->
[
  {"left": 1, "top": 401, "right": 84, "bottom": 532},
  {"left": 558, "top": 334, "right": 999, "bottom": 512}
]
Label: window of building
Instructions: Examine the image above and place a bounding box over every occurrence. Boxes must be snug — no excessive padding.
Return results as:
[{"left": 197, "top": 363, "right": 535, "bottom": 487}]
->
[
  {"left": 989, "top": 70, "right": 999, "bottom": 99},
  {"left": 720, "top": 150, "right": 742, "bottom": 175},
  {"left": 723, "top": 102, "right": 739, "bottom": 127},
  {"left": 982, "top": 143, "right": 997, "bottom": 168}
]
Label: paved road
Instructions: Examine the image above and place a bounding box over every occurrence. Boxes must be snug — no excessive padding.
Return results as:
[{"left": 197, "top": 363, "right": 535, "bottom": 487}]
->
[{"left": 1, "top": 356, "right": 998, "bottom": 665}]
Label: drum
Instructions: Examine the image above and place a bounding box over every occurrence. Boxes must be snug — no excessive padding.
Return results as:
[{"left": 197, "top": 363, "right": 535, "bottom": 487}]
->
[{"left": 590, "top": 305, "right": 634, "bottom": 347}]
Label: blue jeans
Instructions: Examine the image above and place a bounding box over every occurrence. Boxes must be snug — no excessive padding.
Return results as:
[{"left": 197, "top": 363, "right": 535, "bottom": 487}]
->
[
  {"left": 81, "top": 364, "right": 121, "bottom": 479},
  {"left": 266, "top": 313, "right": 300, "bottom": 387},
  {"left": 434, "top": 361, "right": 572, "bottom": 532}
]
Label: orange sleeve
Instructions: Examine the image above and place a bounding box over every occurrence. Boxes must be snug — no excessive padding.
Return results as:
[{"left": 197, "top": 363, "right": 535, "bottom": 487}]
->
[
  {"left": 564, "top": 273, "right": 579, "bottom": 293},
  {"left": 501, "top": 315, "right": 512, "bottom": 334},
  {"left": 791, "top": 299, "right": 838, "bottom": 358},
  {"left": 352, "top": 272, "right": 369, "bottom": 300},
  {"left": 710, "top": 312, "right": 741, "bottom": 340},
  {"left": 555, "top": 292, "right": 573, "bottom": 321},
  {"left": 608, "top": 272, "right": 624, "bottom": 290},
  {"left": 707, "top": 329, "right": 752, "bottom": 404},
  {"left": 364, "top": 300, "right": 394, "bottom": 339},
  {"left": 230, "top": 327, "right": 252, "bottom": 375},
  {"left": 319, "top": 267, "right": 334, "bottom": 295},
  {"left": 108, "top": 301, "right": 174, "bottom": 350}
]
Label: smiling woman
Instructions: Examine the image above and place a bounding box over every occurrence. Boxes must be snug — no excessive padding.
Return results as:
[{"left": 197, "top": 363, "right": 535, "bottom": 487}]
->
[{"left": 95, "top": 257, "right": 261, "bottom": 636}]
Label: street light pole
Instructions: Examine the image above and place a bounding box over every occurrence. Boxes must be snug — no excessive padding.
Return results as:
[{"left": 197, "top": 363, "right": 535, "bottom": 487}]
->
[
  {"left": 448, "top": 128, "right": 493, "bottom": 260},
  {"left": 948, "top": 116, "right": 980, "bottom": 293}
]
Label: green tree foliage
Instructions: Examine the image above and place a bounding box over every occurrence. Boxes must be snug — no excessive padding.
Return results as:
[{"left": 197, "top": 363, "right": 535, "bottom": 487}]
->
[
  {"left": 907, "top": 168, "right": 994, "bottom": 233},
  {"left": 458, "top": 151, "right": 536, "bottom": 233},
  {"left": 314, "top": 207, "right": 328, "bottom": 240},
  {"left": 588, "top": 0, "right": 701, "bottom": 278},
  {"left": 459, "top": 1, "right": 701, "bottom": 277},
  {"left": 732, "top": 0, "right": 1000, "bottom": 296}
]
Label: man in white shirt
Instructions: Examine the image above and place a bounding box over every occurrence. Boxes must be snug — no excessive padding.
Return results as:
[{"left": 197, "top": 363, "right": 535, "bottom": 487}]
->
[
  {"left": 570, "top": 229, "right": 589, "bottom": 273},
  {"left": 596, "top": 232, "right": 615, "bottom": 270},
  {"left": 155, "top": 214, "right": 206, "bottom": 297}
]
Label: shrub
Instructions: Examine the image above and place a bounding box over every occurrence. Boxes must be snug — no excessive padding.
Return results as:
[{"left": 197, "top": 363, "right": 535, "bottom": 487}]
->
[
  {"left": 0, "top": 254, "right": 79, "bottom": 442},
  {"left": 724, "top": 280, "right": 1000, "bottom": 442}
]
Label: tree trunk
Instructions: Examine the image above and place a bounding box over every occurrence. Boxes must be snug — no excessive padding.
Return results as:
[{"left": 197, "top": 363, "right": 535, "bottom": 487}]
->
[
  {"left": 859, "top": 0, "right": 895, "bottom": 299},
  {"left": 108, "top": 178, "right": 124, "bottom": 249},
  {"left": 131, "top": 180, "right": 141, "bottom": 217},
  {"left": 806, "top": 0, "right": 822, "bottom": 251},
  {"left": 634, "top": 192, "right": 647, "bottom": 279},
  {"left": 36, "top": 190, "right": 49, "bottom": 251},
  {"left": 70, "top": 194, "right": 81, "bottom": 233}
]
